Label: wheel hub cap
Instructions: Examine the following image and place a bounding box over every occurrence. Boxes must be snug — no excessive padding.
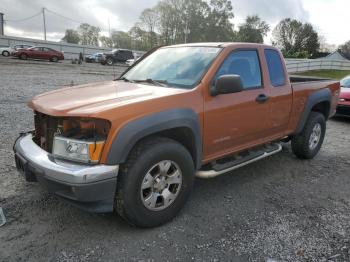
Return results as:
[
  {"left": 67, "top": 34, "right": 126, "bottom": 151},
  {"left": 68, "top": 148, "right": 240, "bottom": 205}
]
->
[
  {"left": 140, "top": 160, "right": 182, "bottom": 211},
  {"left": 309, "top": 123, "right": 322, "bottom": 150}
]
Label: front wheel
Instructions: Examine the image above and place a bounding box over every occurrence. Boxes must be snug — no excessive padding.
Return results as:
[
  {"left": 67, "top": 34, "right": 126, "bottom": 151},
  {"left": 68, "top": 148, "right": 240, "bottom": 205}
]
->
[
  {"left": 106, "top": 58, "right": 114, "bottom": 66},
  {"left": 50, "top": 56, "right": 58, "bottom": 62},
  {"left": 115, "top": 137, "right": 195, "bottom": 227},
  {"left": 19, "top": 53, "right": 27, "bottom": 60},
  {"left": 291, "top": 112, "right": 326, "bottom": 159}
]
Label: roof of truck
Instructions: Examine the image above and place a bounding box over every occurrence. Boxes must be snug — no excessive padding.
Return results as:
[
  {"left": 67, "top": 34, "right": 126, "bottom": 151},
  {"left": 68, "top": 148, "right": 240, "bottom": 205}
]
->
[{"left": 168, "top": 42, "right": 275, "bottom": 48}]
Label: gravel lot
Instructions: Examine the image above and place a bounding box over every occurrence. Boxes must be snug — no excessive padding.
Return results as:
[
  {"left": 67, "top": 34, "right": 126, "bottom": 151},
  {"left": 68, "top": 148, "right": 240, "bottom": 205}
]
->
[{"left": 0, "top": 56, "right": 350, "bottom": 262}]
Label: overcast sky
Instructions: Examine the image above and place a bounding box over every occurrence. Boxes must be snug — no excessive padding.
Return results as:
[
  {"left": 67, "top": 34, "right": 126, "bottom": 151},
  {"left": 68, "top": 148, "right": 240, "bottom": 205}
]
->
[{"left": 1, "top": 0, "right": 348, "bottom": 46}]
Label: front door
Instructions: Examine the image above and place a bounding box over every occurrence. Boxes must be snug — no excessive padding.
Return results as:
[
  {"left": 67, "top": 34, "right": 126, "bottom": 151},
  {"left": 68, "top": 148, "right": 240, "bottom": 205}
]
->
[{"left": 203, "top": 49, "right": 271, "bottom": 161}]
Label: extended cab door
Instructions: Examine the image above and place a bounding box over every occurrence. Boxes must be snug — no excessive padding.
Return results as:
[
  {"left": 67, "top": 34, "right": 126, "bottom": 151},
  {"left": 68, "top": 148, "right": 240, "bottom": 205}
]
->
[
  {"left": 262, "top": 49, "right": 292, "bottom": 140},
  {"left": 203, "top": 48, "right": 271, "bottom": 161}
]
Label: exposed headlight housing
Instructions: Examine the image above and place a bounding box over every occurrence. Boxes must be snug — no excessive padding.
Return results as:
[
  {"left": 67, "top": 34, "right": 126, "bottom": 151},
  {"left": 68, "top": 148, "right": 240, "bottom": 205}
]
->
[{"left": 53, "top": 136, "right": 105, "bottom": 164}]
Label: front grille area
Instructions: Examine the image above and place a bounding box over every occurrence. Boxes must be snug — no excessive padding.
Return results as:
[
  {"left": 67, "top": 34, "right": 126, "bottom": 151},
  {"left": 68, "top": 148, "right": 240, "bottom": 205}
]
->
[
  {"left": 33, "top": 111, "right": 60, "bottom": 153},
  {"left": 33, "top": 112, "right": 111, "bottom": 155}
]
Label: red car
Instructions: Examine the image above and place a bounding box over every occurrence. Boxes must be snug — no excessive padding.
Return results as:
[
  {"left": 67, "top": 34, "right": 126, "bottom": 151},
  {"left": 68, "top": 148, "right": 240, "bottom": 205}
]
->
[
  {"left": 336, "top": 75, "right": 350, "bottom": 116},
  {"left": 13, "top": 46, "right": 64, "bottom": 62}
]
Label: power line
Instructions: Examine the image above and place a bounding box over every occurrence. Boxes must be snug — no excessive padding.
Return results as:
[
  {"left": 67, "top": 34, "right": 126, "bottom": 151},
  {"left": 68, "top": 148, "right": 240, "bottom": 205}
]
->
[
  {"left": 45, "top": 8, "right": 85, "bottom": 25},
  {"left": 4, "top": 10, "right": 42, "bottom": 23},
  {"left": 3, "top": 8, "right": 109, "bottom": 41}
]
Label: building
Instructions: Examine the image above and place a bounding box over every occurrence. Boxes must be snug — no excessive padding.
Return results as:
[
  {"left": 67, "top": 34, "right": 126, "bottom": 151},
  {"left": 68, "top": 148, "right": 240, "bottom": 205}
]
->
[{"left": 324, "top": 50, "right": 350, "bottom": 61}]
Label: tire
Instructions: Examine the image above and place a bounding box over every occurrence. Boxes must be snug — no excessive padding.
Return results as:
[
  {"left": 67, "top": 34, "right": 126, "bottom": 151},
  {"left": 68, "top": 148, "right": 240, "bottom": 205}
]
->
[
  {"left": 106, "top": 58, "right": 114, "bottom": 66},
  {"left": 19, "top": 53, "right": 27, "bottom": 60},
  {"left": 115, "top": 137, "right": 195, "bottom": 227},
  {"left": 291, "top": 112, "right": 326, "bottom": 159},
  {"left": 2, "top": 51, "right": 10, "bottom": 57},
  {"left": 51, "top": 56, "right": 58, "bottom": 62}
]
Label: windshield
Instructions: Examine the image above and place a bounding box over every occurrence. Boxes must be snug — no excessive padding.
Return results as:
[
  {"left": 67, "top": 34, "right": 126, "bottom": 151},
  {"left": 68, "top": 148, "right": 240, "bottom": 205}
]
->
[
  {"left": 340, "top": 76, "right": 350, "bottom": 87},
  {"left": 122, "top": 46, "right": 222, "bottom": 88}
]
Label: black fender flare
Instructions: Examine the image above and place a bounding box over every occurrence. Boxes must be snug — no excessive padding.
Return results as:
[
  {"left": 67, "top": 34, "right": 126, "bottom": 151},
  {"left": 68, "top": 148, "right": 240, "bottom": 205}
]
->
[
  {"left": 295, "top": 88, "right": 331, "bottom": 134},
  {"left": 106, "top": 108, "right": 202, "bottom": 168}
]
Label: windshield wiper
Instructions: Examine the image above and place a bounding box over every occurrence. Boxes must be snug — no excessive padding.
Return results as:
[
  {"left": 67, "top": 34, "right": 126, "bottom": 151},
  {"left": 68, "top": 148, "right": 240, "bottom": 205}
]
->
[
  {"left": 133, "top": 78, "right": 169, "bottom": 87},
  {"left": 118, "top": 76, "right": 135, "bottom": 83}
]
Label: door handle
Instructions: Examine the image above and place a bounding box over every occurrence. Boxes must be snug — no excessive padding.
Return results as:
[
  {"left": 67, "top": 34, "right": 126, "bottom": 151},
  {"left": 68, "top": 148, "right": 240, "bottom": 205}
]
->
[{"left": 256, "top": 94, "right": 269, "bottom": 103}]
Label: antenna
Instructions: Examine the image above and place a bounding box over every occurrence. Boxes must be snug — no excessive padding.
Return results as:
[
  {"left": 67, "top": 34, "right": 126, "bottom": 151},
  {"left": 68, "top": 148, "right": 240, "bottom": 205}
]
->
[{"left": 112, "top": 61, "right": 116, "bottom": 80}]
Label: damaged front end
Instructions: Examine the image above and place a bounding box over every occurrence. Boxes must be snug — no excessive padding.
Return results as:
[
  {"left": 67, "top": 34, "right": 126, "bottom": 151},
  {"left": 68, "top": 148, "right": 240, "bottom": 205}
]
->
[
  {"left": 33, "top": 111, "right": 111, "bottom": 164},
  {"left": 13, "top": 111, "right": 118, "bottom": 213}
]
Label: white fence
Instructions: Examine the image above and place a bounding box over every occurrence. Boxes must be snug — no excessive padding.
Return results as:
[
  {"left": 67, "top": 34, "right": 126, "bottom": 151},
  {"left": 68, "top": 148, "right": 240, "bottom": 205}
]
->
[
  {"left": 0, "top": 35, "right": 145, "bottom": 59},
  {"left": 285, "top": 58, "right": 350, "bottom": 73},
  {"left": 1, "top": 35, "right": 350, "bottom": 71}
]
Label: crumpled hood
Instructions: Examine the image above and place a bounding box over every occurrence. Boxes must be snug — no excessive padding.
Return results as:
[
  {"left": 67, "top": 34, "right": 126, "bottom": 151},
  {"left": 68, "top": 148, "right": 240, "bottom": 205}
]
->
[{"left": 29, "top": 80, "right": 185, "bottom": 117}]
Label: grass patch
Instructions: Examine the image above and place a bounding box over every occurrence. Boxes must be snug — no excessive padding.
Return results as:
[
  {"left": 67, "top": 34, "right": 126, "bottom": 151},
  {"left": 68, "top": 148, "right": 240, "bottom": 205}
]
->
[{"left": 294, "top": 70, "right": 350, "bottom": 80}]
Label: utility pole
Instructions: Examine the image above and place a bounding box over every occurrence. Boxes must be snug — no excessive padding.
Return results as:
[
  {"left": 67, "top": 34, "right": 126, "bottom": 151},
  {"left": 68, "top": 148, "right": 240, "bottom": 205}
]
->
[
  {"left": 108, "top": 18, "right": 111, "bottom": 37},
  {"left": 184, "top": 17, "right": 190, "bottom": 44},
  {"left": 42, "top": 7, "right": 46, "bottom": 40},
  {"left": 0, "top": 13, "right": 4, "bottom": 36}
]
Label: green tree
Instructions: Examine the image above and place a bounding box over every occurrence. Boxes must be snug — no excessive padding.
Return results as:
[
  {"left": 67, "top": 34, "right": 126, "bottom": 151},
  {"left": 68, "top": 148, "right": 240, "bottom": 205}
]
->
[
  {"left": 339, "top": 40, "right": 350, "bottom": 55},
  {"left": 155, "top": 0, "right": 185, "bottom": 45},
  {"left": 235, "top": 15, "right": 269, "bottom": 43},
  {"left": 78, "top": 23, "right": 101, "bottom": 46},
  {"left": 111, "top": 31, "right": 132, "bottom": 49},
  {"left": 61, "top": 29, "right": 80, "bottom": 44},
  {"left": 205, "top": 0, "right": 235, "bottom": 42},
  {"left": 129, "top": 26, "right": 151, "bottom": 50},
  {"left": 100, "top": 36, "right": 114, "bottom": 48},
  {"left": 139, "top": 8, "right": 159, "bottom": 47},
  {"left": 272, "top": 18, "right": 320, "bottom": 57},
  {"left": 182, "top": 0, "right": 210, "bottom": 43}
]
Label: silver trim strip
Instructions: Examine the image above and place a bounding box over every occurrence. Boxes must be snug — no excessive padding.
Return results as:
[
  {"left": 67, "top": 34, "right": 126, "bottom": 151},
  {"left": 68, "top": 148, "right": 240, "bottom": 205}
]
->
[
  {"left": 14, "top": 134, "right": 119, "bottom": 184},
  {"left": 196, "top": 144, "right": 282, "bottom": 178}
]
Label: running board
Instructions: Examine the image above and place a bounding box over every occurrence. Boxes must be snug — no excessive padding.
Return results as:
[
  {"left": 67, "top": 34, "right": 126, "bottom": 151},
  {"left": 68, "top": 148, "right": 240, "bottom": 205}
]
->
[{"left": 196, "top": 143, "right": 282, "bottom": 178}]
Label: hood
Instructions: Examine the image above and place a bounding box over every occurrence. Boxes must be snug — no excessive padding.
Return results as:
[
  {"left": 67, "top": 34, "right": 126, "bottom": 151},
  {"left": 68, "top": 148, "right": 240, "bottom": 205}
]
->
[
  {"left": 29, "top": 81, "right": 186, "bottom": 117},
  {"left": 340, "top": 87, "right": 350, "bottom": 99}
]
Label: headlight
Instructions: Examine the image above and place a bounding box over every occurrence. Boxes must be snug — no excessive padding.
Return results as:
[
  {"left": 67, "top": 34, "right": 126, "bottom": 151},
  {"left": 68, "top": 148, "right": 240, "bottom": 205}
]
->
[{"left": 53, "top": 136, "right": 105, "bottom": 164}]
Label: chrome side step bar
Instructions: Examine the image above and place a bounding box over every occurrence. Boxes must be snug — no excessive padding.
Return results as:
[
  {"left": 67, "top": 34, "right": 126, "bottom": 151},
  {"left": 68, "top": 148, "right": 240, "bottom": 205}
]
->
[{"left": 196, "top": 143, "right": 282, "bottom": 178}]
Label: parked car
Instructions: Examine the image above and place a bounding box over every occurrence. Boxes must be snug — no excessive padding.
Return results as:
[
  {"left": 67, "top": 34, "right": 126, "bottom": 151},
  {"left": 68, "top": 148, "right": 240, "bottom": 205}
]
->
[
  {"left": 101, "top": 49, "right": 134, "bottom": 65},
  {"left": 85, "top": 53, "right": 104, "bottom": 63},
  {"left": 0, "top": 44, "right": 32, "bottom": 56},
  {"left": 336, "top": 75, "right": 350, "bottom": 116},
  {"left": 126, "top": 56, "right": 142, "bottom": 66},
  {"left": 13, "top": 46, "right": 64, "bottom": 62},
  {"left": 14, "top": 43, "right": 340, "bottom": 227}
]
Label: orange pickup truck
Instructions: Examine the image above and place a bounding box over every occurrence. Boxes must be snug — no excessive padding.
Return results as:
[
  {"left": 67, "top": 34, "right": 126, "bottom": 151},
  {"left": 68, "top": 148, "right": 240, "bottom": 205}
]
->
[{"left": 14, "top": 43, "right": 340, "bottom": 227}]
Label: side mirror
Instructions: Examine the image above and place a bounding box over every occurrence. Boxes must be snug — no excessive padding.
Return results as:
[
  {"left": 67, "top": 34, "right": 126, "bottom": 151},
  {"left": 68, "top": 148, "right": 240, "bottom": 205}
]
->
[{"left": 211, "top": 75, "right": 244, "bottom": 96}]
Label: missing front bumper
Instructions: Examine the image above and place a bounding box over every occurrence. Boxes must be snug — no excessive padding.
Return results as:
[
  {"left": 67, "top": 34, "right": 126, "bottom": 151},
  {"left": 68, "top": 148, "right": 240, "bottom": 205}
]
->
[{"left": 13, "top": 133, "right": 119, "bottom": 213}]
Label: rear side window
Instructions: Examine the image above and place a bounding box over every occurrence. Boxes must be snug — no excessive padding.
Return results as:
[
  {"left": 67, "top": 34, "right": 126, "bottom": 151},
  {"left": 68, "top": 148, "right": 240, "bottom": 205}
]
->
[
  {"left": 214, "top": 50, "right": 262, "bottom": 89},
  {"left": 264, "top": 49, "right": 286, "bottom": 87}
]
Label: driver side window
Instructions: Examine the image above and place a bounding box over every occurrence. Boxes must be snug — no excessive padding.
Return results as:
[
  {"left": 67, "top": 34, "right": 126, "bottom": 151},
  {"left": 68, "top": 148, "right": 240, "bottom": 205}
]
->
[{"left": 214, "top": 50, "right": 262, "bottom": 89}]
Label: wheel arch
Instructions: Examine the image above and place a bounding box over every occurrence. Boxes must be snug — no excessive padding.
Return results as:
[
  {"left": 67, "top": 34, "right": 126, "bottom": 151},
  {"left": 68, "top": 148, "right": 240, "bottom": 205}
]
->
[
  {"left": 295, "top": 88, "right": 331, "bottom": 134},
  {"left": 106, "top": 108, "right": 202, "bottom": 169}
]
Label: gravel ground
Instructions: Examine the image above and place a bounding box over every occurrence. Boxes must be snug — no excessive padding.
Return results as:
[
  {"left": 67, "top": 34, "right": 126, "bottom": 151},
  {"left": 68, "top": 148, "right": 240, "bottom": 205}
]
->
[{"left": 0, "top": 56, "right": 350, "bottom": 262}]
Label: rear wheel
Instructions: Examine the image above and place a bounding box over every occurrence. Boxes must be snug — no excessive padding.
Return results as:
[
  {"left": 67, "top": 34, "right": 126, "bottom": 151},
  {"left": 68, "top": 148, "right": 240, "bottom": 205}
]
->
[
  {"left": 19, "top": 53, "right": 27, "bottom": 60},
  {"left": 2, "top": 51, "right": 10, "bottom": 57},
  {"left": 291, "top": 112, "right": 326, "bottom": 159},
  {"left": 115, "top": 137, "right": 195, "bottom": 227}
]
